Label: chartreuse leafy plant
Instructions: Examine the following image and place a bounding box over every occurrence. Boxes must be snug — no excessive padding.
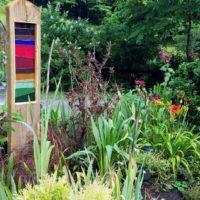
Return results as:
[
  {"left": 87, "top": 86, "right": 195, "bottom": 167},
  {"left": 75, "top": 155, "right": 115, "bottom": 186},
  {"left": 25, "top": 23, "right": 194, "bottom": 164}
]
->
[
  {"left": 16, "top": 157, "right": 144, "bottom": 200},
  {"left": 74, "top": 182, "right": 113, "bottom": 200},
  {"left": 16, "top": 174, "right": 71, "bottom": 200},
  {"left": 16, "top": 163, "right": 114, "bottom": 200},
  {"left": 16, "top": 176, "right": 113, "bottom": 200}
]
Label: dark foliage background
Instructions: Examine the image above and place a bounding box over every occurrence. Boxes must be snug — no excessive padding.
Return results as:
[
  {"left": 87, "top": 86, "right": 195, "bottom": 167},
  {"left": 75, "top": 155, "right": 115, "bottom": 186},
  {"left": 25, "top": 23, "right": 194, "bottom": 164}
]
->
[{"left": 29, "top": 0, "right": 200, "bottom": 88}]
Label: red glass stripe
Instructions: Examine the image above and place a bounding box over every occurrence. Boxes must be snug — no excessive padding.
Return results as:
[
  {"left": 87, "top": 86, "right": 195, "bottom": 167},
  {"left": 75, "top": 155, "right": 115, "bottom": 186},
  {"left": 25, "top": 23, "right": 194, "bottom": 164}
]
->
[
  {"left": 16, "top": 57, "right": 35, "bottom": 69},
  {"left": 15, "top": 45, "right": 35, "bottom": 58}
]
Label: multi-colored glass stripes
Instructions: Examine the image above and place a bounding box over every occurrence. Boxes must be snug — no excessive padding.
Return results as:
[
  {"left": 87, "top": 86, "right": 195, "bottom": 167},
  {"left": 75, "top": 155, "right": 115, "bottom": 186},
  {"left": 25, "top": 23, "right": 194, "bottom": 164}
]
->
[{"left": 15, "top": 23, "right": 35, "bottom": 103}]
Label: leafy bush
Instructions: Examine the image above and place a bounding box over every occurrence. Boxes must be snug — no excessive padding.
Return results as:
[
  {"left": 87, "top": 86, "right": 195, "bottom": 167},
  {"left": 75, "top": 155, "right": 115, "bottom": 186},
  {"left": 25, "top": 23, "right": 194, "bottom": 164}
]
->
[
  {"left": 16, "top": 173, "right": 114, "bottom": 200},
  {"left": 135, "top": 152, "right": 172, "bottom": 190},
  {"left": 16, "top": 174, "right": 71, "bottom": 200},
  {"left": 170, "top": 59, "right": 200, "bottom": 129},
  {"left": 74, "top": 181, "right": 113, "bottom": 200},
  {"left": 68, "top": 90, "right": 146, "bottom": 176},
  {"left": 141, "top": 120, "right": 200, "bottom": 177},
  {"left": 41, "top": 3, "right": 100, "bottom": 88},
  {"left": 184, "top": 185, "right": 200, "bottom": 200}
]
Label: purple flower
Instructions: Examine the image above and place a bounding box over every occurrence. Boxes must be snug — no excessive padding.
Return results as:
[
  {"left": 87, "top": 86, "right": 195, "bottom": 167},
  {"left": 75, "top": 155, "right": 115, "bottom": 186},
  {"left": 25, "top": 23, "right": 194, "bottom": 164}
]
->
[
  {"left": 148, "top": 94, "right": 161, "bottom": 101},
  {"left": 135, "top": 80, "right": 145, "bottom": 88},
  {"left": 148, "top": 96, "right": 154, "bottom": 100}
]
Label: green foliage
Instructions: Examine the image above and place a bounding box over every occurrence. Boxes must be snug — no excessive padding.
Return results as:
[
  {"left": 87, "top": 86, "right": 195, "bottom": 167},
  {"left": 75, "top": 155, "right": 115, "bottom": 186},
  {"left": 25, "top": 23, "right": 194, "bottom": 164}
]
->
[
  {"left": 36, "top": 0, "right": 114, "bottom": 24},
  {"left": 160, "top": 63, "right": 175, "bottom": 87},
  {"left": 170, "top": 59, "right": 200, "bottom": 128},
  {"left": 111, "top": 156, "right": 144, "bottom": 200},
  {"left": 0, "top": 154, "right": 17, "bottom": 200},
  {"left": 184, "top": 185, "right": 200, "bottom": 200},
  {"left": 41, "top": 3, "right": 99, "bottom": 88},
  {"left": 0, "top": 49, "right": 6, "bottom": 82},
  {"left": 75, "top": 181, "right": 113, "bottom": 200},
  {"left": 16, "top": 163, "right": 114, "bottom": 200},
  {"left": 16, "top": 174, "right": 71, "bottom": 200},
  {"left": 35, "top": 0, "right": 200, "bottom": 88},
  {"left": 172, "top": 181, "right": 188, "bottom": 192},
  {"left": 141, "top": 103, "right": 200, "bottom": 177},
  {"left": 135, "top": 152, "right": 172, "bottom": 190},
  {"left": 33, "top": 112, "right": 54, "bottom": 182},
  {"left": 0, "top": 110, "right": 25, "bottom": 146},
  {"left": 68, "top": 91, "right": 146, "bottom": 176}
]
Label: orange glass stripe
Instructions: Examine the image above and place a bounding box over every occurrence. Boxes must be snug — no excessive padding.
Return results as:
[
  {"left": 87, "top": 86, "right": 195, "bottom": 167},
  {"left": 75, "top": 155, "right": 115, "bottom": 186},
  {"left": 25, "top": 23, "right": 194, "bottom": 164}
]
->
[{"left": 16, "top": 73, "right": 35, "bottom": 80}]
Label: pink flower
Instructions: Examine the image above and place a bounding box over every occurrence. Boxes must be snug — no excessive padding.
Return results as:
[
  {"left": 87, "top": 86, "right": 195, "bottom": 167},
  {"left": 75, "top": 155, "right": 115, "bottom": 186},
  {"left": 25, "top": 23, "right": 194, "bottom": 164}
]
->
[
  {"left": 159, "top": 50, "right": 172, "bottom": 62},
  {"left": 135, "top": 80, "right": 145, "bottom": 88},
  {"left": 148, "top": 94, "right": 161, "bottom": 101},
  {"left": 192, "top": 52, "right": 199, "bottom": 58}
]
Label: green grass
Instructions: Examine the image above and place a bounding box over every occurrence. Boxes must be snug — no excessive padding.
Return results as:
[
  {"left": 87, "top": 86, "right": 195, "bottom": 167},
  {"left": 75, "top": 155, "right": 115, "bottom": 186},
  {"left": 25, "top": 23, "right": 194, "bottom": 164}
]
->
[
  {"left": 0, "top": 104, "right": 6, "bottom": 112},
  {"left": 0, "top": 4, "right": 6, "bottom": 24}
]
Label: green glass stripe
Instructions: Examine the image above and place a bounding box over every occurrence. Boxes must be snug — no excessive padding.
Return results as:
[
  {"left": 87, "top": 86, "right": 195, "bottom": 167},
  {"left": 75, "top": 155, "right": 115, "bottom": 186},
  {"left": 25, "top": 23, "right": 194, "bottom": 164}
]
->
[
  {"left": 15, "top": 88, "right": 35, "bottom": 97},
  {"left": 15, "top": 93, "right": 35, "bottom": 103},
  {"left": 16, "top": 82, "right": 35, "bottom": 89}
]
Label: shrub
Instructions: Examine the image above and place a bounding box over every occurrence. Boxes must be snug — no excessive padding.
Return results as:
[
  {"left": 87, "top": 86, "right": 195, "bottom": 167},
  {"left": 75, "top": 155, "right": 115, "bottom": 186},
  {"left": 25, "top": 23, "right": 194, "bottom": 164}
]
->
[
  {"left": 135, "top": 152, "right": 172, "bottom": 190},
  {"left": 16, "top": 174, "right": 114, "bottom": 200},
  {"left": 41, "top": 3, "right": 100, "bottom": 88},
  {"left": 184, "top": 185, "right": 200, "bottom": 200},
  {"left": 140, "top": 124, "right": 200, "bottom": 178},
  {"left": 16, "top": 174, "right": 71, "bottom": 200},
  {"left": 74, "top": 181, "right": 113, "bottom": 200},
  {"left": 170, "top": 59, "right": 200, "bottom": 129}
]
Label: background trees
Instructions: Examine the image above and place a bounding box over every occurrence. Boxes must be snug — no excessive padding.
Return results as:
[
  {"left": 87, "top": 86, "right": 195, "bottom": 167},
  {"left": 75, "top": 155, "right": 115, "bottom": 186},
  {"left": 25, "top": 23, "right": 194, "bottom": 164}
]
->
[{"left": 1, "top": 0, "right": 200, "bottom": 89}]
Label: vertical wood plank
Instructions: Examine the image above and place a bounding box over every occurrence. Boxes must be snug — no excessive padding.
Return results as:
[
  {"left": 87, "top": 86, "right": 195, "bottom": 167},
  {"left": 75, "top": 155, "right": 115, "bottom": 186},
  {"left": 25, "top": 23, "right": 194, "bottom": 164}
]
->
[{"left": 6, "top": 0, "right": 41, "bottom": 152}]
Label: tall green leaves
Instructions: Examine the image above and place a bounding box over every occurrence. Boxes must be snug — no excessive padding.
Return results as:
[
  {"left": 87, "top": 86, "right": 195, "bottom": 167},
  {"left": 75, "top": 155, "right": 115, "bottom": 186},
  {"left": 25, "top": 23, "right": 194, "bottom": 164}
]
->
[
  {"left": 0, "top": 154, "right": 17, "bottom": 200},
  {"left": 90, "top": 91, "right": 145, "bottom": 175},
  {"left": 91, "top": 114, "right": 130, "bottom": 175},
  {"left": 34, "top": 40, "right": 60, "bottom": 181}
]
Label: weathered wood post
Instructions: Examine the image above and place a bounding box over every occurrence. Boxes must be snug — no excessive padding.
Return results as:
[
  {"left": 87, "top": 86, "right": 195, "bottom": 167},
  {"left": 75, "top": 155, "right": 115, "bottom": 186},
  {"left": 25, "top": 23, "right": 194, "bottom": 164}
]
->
[{"left": 6, "top": 0, "right": 41, "bottom": 151}]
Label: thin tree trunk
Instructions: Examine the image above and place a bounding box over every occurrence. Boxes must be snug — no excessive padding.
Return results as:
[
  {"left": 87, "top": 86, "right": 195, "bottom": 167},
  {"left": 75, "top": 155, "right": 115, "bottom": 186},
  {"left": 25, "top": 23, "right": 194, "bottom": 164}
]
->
[{"left": 186, "top": 15, "right": 192, "bottom": 62}]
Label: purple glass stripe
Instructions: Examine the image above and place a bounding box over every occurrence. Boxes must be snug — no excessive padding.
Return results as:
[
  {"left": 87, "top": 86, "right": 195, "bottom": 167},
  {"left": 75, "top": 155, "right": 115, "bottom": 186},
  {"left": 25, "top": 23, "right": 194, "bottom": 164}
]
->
[
  {"left": 15, "top": 23, "right": 35, "bottom": 29},
  {"left": 15, "top": 29, "right": 34, "bottom": 36},
  {"left": 15, "top": 35, "right": 35, "bottom": 41},
  {"left": 16, "top": 68, "right": 35, "bottom": 74}
]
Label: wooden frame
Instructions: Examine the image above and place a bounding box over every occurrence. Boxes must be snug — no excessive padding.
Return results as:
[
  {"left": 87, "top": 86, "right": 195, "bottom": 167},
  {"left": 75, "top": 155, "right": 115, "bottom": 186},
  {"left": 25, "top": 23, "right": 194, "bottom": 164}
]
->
[{"left": 6, "top": 0, "right": 41, "bottom": 151}]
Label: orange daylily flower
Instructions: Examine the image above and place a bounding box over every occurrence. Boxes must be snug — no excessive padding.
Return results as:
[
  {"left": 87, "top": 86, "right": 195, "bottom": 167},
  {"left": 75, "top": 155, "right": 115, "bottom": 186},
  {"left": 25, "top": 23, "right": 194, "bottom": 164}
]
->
[
  {"left": 154, "top": 99, "right": 165, "bottom": 106},
  {"left": 169, "top": 105, "right": 182, "bottom": 117}
]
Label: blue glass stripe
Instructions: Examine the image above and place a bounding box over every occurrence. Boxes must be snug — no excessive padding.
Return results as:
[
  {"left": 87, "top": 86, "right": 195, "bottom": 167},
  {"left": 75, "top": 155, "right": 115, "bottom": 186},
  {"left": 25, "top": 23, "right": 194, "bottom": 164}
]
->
[
  {"left": 15, "top": 40, "right": 35, "bottom": 45},
  {"left": 16, "top": 82, "right": 35, "bottom": 89}
]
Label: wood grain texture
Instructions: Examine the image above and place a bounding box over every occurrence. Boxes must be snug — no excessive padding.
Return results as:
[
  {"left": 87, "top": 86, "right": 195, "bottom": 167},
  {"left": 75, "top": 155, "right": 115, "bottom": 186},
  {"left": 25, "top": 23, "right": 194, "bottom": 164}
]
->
[{"left": 6, "top": 0, "right": 41, "bottom": 152}]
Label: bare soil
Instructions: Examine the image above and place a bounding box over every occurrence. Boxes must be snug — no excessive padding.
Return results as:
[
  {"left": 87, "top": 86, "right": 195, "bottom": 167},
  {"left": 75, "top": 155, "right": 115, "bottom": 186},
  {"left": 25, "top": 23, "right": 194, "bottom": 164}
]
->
[{"left": 142, "top": 180, "right": 185, "bottom": 200}]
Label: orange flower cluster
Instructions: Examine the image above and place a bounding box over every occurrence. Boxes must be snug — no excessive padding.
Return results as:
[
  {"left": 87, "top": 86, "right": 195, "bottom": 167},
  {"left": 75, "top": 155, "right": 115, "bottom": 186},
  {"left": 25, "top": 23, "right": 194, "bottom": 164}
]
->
[{"left": 169, "top": 105, "right": 182, "bottom": 117}]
